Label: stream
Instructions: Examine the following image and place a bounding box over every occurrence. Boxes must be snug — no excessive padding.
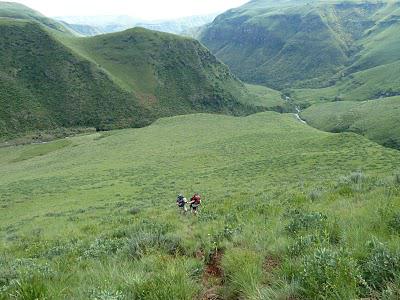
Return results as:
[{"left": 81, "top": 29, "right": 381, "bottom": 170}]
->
[{"left": 294, "top": 106, "right": 307, "bottom": 124}]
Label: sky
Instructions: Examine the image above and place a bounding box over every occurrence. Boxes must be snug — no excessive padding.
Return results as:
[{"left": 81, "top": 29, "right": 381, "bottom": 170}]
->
[{"left": 13, "top": 0, "right": 250, "bottom": 20}]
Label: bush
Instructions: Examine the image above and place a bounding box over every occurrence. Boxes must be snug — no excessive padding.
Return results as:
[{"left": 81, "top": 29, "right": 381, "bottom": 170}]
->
[
  {"left": 12, "top": 276, "right": 47, "bottom": 300},
  {"left": 309, "top": 189, "right": 323, "bottom": 201},
  {"left": 361, "top": 240, "right": 400, "bottom": 293},
  {"left": 300, "top": 247, "right": 360, "bottom": 299},
  {"left": 89, "top": 288, "right": 124, "bottom": 300},
  {"left": 126, "top": 259, "right": 199, "bottom": 300},
  {"left": 285, "top": 211, "right": 327, "bottom": 235},
  {"left": 394, "top": 173, "right": 400, "bottom": 185},
  {"left": 349, "top": 171, "right": 365, "bottom": 184},
  {"left": 222, "top": 249, "right": 264, "bottom": 299},
  {"left": 81, "top": 237, "right": 127, "bottom": 259},
  {"left": 337, "top": 171, "right": 367, "bottom": 194},
  {"left": 124, "top": 231, "right": 185, "bottom": 259},
  {"left": 288, "top": 234, "right": 318, "bottom": 257},
  {"left": 128, "top": 207, "right": 141, "bottom": 215},
  {"left": 388, "top": 213, "right": 400, "bottom": 233}
]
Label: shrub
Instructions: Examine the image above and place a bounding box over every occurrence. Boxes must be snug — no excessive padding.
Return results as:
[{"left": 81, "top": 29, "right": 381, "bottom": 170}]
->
[
  {"left": 361, "top": 240, "right": 400, "bottom": 293},
  {"left": 300, "top": 247, "right": 360, "bottom": 299},
  {"left": 89, "top": 288, "right": 124, "bottom": 300},
  {"left": 124, "top": 231, "right": 185, "bottom": 259},
  {"left": 126, "top": 260, "right": 198, "bottom": 300},
  {"left": 222, "top": 248, "right": 264, "bottom": 299},
  {"left": 309, "top": 189, "right": 323, "bottom": 201},
  {"left": 285, "top": 211, "right": 327, "bottom": 235},
  {"left": 394, "top": 172, "right": 400, "bottom": 185},
  {"left": 82, "top": 237, "right": 127, "bottom": 259},
  {"left": 349, "top": 171, "right": 364, "bottom": 184},
  {"left": 337, "top": 171, "right": 367, "bottom": 194},
  {"left": 288, "top": 234, "right": 318, "bottom": 257},
  {"left": 128, "top": 207, "right": 141, "bottom": 215},
  {"left": 12, "top": 276, "right": 47, "bottom": 300},
  {"left": 388, "top": 213, "right": 400, "bottom": 233}
]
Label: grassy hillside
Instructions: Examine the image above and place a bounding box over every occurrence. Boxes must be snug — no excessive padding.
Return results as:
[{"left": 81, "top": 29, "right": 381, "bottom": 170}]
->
[
  {"left": 289, "top": 60, "right": 400, "bottom": 106},
  {"left": 0, "top": 3, "right": 262, "bottom": 140},
  {"left": 301, "top": 97, "right": 400, "bottom": 149},
  {"left": 244, "top": 84, "right": 293, "bottom": 112},
  {"left": 0, "top": 19, "right": 152, "bottom": 138},
  {"left": 1, "top": 112, "right": 400, "bottom": 299},
  {"left": 200, "top": 0, "right": 400, "bottom": 91},
  {"left": 0, "top": 1, "right": 74, "bottom": 34},
  {"left": 62, "top": 28, "right": 254, "bottom": 117}
]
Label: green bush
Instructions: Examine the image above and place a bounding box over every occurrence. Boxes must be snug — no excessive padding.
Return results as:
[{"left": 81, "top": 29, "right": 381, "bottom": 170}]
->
[
  {"left": 388, "top": 213, "right": 400, "bottom": 233},
  {"left": 288, "top": 234, "right": 318, "bottom": 257},
  {"left": 124, "top": 231, "right": 185, "bottom": 259},
  {"left": 11, "top": 276, "right": 47, "bottom": 300},
  {"left": 394, "top": 172, "right": 400, "bottom": 185},
  {"left": 82, "top": 237, "right": 127, "bottom": 259},
  {"left": 222, "top": 248, "right": 264, "bottom": 299},
  {"left": 361, "top": 240, "right": 400, "bottom": 293},
  {"left": 309, "top": 188, "right": 323, "bottom": 201},
  {"left": 285, "top": 211, "right": 327, "bottom": 236},
  {"left": 126, "top": 259, "right": 199, "bottom": 300},
  {"left": 300, "top": 247, "right": 360, "bottom": 299}
]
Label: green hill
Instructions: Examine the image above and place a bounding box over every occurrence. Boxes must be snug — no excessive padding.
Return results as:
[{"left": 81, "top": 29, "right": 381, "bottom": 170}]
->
[
  {"left": 290, "top": 60, "right": 400, "bottom": 106},
  {"left": 0, "top": 3, "right": 262, "bottom": 141},
  {"left": 200, "top": 0, "right": 400, "bottom": 90},
  {"left": 301, "top": 96, "right": 400, "bottom": 149},
  {"left": 1, "top": 112, "right": 400, "bottom": 299},
  {"left": 0, "top": 1, "right": 75, "bottom": 34},
  {"left": 199, "top": 0, "right": 400, "bottom": 149},
  {"left": 0, "top": 19, "right": 152, "bottom": 138}
]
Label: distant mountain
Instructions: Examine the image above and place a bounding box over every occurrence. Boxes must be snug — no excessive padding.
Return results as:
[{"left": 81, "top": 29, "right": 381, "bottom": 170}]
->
[
  {"left": 55, "top": 15, "right": 141, "bottom": 34},
  {"left": 135, "top": 14, "right": 217, "bottom": 34},
  {"left": 0, "top": 3, "right": 259, "bottom": 139},
  {"left": 200, "top": 0, "right": 400, "bottom": 90},
  {"left": 59, "top": 21, "right": 103, "bottom": 36},
  {"left": 56, "top": 14, "right": 217, "bottom": 35}
]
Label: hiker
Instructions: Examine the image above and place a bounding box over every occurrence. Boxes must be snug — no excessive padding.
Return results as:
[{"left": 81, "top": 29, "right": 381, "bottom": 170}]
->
[
  {"left": 176, "top": 194, "right": 188, "bottom": 213},
  {"left": 189, "top": 193, "right": 201, "bottom": 215}
]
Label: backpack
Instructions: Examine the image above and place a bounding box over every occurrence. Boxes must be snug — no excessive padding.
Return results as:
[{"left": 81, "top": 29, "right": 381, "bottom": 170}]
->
[
  {"left": 177, "top": 196, "right": 185, "bottom": 206},
  {"left": 192, "top": 195, "right": 201, "bottom": 205}
]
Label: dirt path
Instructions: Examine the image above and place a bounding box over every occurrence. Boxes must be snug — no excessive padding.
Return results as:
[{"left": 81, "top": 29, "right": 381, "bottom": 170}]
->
[{"left": 201, "top": 249, "right": 224, "bottom": 300}]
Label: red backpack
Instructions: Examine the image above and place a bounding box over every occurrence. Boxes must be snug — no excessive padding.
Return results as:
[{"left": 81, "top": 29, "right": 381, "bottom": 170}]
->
[{"left": 192, "top": 194, "right": 201, "bottom": 204}]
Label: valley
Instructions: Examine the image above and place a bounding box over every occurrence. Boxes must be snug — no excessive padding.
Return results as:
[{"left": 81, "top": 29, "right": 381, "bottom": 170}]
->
[{"left": 1, "top": 0, "right": 400, "bottom": 299}]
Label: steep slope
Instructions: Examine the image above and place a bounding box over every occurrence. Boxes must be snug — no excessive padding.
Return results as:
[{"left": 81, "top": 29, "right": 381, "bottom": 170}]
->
[
  {"left": 0, "top": 19, "right": 151, "bottom": 138},
  {"left": 0, "top": 10, "right": 258, "bottom": 140},
  {"left": 200, "top": 0, "right": 400, "bottom": 90},
  {"left": 63, "top": 28, "right": 252, "bottom": 115},
  {"left": 301, "top": 97, "right": 400, "bottom": 149}
]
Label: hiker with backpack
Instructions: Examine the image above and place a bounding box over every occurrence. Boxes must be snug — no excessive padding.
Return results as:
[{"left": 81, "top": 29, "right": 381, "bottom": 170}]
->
[
  {"left": 188, "top": 193, "right": 201, "bottom": 215},
  {"left": 176, "top": 194, "right": 188, "bottom": 213}
]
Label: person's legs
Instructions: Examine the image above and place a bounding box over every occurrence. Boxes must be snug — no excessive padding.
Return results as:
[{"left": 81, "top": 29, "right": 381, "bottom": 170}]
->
[{"left": 191, "top": 204, "right": 198, "bottom": 215}]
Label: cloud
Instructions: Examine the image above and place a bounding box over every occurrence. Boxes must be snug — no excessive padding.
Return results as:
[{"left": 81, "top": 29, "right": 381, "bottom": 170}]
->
[{"left": 14, "top": 0, "right": 249, "bottom": 19}]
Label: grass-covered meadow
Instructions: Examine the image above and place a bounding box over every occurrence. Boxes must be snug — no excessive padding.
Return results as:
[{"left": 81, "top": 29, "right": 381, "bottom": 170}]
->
[{"left": 1, "top": 112, "right": 400, "bottom": 299}]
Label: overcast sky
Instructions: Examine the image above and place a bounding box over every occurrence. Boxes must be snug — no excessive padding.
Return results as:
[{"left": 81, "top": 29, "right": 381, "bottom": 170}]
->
[{"left": 13, "top": 0, "right": 250, "bottom": 20}]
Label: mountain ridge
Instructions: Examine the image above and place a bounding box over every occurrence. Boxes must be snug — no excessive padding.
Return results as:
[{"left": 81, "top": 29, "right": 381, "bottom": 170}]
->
[{"left": 0, "top": 3, "right": 261, "bottom": 140}]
